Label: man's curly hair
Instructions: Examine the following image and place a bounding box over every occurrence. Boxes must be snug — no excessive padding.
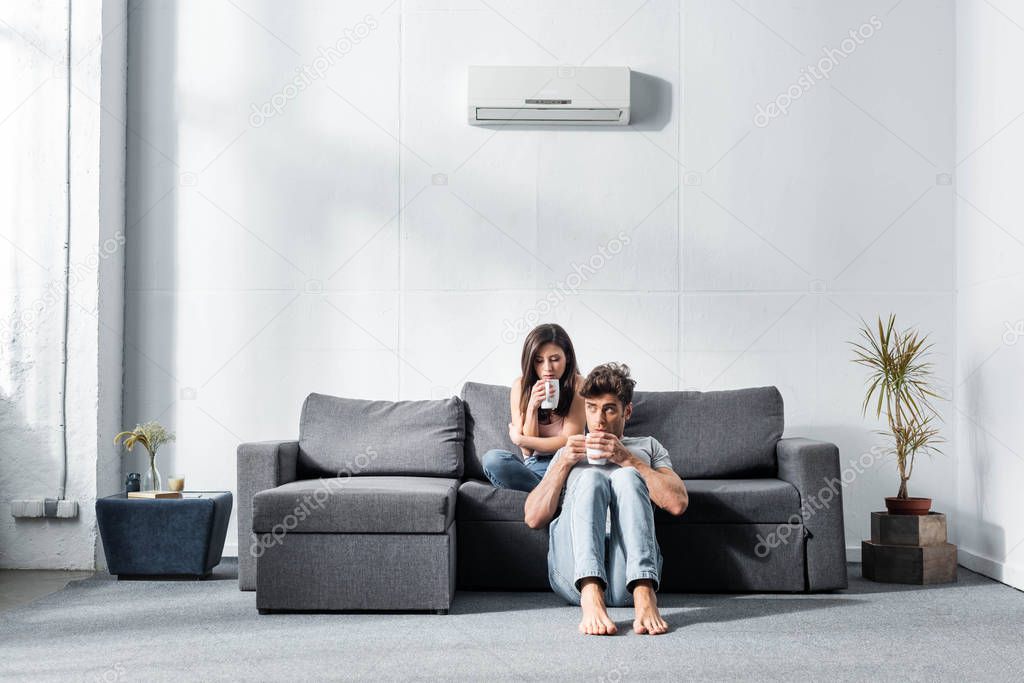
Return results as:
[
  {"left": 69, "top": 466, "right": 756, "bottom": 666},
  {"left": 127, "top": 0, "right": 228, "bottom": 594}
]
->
[{"left": 580, "top": 362, "right": 636, "bottom": 406}]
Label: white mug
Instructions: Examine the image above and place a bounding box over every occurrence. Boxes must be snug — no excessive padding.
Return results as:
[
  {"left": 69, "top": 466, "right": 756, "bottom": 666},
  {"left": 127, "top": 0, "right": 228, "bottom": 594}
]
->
[
  {"left": 585, "top": 433, "right": 607, "bottom": 466},
  {"left": 541, "top": 379, "right": 559, "bottom": 410}
]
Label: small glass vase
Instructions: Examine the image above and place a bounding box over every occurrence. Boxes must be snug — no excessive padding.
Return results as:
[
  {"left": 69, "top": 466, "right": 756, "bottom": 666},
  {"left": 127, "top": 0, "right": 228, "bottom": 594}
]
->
[{"left": 142, "top": 453, "right": 162, "bottom": 491}]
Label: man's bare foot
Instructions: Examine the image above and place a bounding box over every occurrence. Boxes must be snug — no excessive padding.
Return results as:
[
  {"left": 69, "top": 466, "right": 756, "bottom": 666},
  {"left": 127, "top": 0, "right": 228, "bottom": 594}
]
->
[
  {"left": 632, "top": 581, "right": 669, "bottom": 635},
  {"left": 578, "top": 579, "right": 617, "bottom": 636}
]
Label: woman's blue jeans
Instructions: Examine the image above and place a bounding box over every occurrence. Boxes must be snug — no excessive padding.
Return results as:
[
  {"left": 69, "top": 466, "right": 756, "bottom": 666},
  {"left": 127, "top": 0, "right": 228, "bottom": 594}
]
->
[{"left": 482, "top": 449, "right": 551, "bottom": 492}]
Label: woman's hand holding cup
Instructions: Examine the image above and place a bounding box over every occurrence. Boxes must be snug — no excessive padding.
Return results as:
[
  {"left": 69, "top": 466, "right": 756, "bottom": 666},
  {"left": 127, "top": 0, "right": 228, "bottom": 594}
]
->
[{"left": 530, "top": 380, "right": 551, "bottom": 409}]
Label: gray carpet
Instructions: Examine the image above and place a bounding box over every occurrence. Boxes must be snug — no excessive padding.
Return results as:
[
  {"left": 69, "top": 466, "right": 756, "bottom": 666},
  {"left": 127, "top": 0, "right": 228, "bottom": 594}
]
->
[{"left": 1, "top": 559, "right": 1021, "bottom": 681}]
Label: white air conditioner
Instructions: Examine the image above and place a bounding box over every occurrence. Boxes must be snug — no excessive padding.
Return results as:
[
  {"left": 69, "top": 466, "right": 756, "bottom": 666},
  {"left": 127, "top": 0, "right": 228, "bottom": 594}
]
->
[{"left": 467, "top": 66, "right": 630, "bottom": 126}]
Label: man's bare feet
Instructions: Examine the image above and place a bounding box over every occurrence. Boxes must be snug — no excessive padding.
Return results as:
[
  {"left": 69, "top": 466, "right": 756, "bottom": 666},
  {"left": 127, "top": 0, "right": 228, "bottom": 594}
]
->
[
  {"left": 578, "top": 579, "right": 618, "bottom": 636},
  {"left": 632, "top": 581, "right": 669, "bottom": 635}
]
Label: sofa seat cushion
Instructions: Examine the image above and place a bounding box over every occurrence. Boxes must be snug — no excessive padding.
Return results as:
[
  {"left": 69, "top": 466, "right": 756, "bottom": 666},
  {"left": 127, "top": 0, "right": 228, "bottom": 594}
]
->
[
  {"left": 655, "top": 478, "right": 801, "bottom": 525},
  {"left": 253, "top": 476, "right": 458, "bottom": 534},
  {"left": 456, "top": 480, "right": 529, "bottom": 522}
]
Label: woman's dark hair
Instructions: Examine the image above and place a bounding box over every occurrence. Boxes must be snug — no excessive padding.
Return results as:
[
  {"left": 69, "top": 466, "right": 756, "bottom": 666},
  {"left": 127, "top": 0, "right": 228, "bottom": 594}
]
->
[
  {"left": 579, "top": 362, "right": 636, "bottom": 406},
  {"left": 519, "top": 323, "right": 579, "bottom": 418}
]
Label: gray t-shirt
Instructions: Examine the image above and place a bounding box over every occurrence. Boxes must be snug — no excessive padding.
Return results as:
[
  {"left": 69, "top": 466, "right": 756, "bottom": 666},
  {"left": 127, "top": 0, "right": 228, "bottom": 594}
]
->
[{"left": 550, "top": 435, "right": 674, "bottom": 494}]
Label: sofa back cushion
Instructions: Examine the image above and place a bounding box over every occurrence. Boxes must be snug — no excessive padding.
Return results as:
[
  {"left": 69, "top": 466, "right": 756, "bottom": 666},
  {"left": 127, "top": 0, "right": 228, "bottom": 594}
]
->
[
  {"left": 460, "top": 382, "right": 517, "bottom": 481},
  {"left": 626, "top": 386, "right": 783, "bottom": 478},
  {"left": 460, "top": 382, "right": 783, "bottom": 480},
  {"left": 298, "top": 393, "right": 465, "bottom": 477}
]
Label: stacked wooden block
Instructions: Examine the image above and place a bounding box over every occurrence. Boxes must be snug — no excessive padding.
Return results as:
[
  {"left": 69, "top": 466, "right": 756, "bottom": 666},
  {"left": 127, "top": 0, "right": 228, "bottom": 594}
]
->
[{"left": 861, "top": 512, "right": 957, "bottom": 584}]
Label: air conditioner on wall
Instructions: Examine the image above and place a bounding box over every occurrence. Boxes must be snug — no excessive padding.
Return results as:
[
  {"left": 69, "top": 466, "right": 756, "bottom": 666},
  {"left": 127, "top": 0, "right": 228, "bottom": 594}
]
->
[{"left": 467, "top": 66, "right": 631, "bottom": 126}]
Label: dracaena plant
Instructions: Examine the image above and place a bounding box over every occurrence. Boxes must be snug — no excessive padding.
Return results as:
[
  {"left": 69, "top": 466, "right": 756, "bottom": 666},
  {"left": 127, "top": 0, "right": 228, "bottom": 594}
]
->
[
  {"left": 850, "top": 315, "right": 944, "bottom": 499},
  {"left": 114, "top": 421, "right": 175, "bottom": 458}
]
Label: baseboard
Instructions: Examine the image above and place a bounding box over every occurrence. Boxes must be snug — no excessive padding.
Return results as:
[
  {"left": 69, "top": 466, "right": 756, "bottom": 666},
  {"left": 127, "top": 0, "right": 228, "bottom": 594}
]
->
[
  {"left": 846, "top": 545, "right": 861, "bottom": 562},
  {"left": 223, "top": 541, "right": 238, "bottom": 558},
  {"left": 958, "top": 548, "right": 1024, "bottom": 591}
]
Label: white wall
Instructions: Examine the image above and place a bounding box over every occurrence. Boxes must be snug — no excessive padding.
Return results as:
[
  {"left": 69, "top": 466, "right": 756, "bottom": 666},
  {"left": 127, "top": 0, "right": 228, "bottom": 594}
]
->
[
  {"left": 125, "top": 0, "right": 955, "bottom": 558},
  {"left": 684, "top": 0, "right": 955, "bottom": 558},
  {"left": 954, "top": 0, "right": 1024, "bottom": 589},
  {"left": 0, "top": 0, "right": 126, "bottom": 569},
  {"left": 0, "top": 1, "right": 74, "bottom": 568}
]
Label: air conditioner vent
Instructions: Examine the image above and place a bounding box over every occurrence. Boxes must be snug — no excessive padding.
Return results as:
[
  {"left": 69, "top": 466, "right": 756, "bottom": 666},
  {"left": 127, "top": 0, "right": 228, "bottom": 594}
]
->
[{"left": 468, "top": 66, "right": 630, "bottom": 126}]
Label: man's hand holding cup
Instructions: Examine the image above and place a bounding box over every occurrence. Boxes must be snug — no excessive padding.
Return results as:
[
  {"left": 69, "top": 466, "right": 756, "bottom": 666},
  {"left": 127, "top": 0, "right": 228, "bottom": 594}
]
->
[
  {"left": 585, "top": 431, "right": 631, "bottom": 466},
  {"left": 564, "top": 434, "right": 588, "bottom": 465},
  {"left": 585, "top": 431, "right": 611, "bottom": 465}
]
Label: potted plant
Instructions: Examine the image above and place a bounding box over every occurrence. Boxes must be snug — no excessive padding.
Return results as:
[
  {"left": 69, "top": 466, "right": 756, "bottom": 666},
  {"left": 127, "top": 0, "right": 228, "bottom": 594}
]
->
[
  {"left": 851, "top": 315, "right": 943, "bottom": 515},
  {"left": 114, "top": 421, "right": 176, "bottom": 492}
]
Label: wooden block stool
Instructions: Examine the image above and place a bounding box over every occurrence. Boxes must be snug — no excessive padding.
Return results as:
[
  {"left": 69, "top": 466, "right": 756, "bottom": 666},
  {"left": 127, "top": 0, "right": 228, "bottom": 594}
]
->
[{"left": 862, "top": 511, "right": 957, "bottom": 585}]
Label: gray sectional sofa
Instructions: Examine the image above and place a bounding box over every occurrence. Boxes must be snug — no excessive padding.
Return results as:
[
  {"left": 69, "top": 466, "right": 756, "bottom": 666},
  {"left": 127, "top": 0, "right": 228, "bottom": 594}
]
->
[{"left": 238, "top": 383, "right": 847, "bottom": 613}]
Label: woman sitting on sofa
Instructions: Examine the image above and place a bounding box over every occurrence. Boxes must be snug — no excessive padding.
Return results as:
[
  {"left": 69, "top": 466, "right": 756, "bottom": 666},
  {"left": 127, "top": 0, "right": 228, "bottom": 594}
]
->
[{"left": 482, "top": 323, "right": 585, "bottom": 492}]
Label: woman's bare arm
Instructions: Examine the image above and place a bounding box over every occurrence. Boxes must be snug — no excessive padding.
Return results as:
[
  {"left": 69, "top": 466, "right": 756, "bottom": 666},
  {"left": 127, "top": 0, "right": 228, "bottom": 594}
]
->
[
  {"left": 509, "top": 379, "right": 532, "bottom": 458},
  {"left": 521, "top": 380, "right": 540, "bottom": 440}
]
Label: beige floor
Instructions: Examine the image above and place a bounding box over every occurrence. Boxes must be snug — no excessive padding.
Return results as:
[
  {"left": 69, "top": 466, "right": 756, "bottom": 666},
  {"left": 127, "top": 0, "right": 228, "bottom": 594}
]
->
[{"left": 0, "top": 569, "right": 94, "bottom": 613}]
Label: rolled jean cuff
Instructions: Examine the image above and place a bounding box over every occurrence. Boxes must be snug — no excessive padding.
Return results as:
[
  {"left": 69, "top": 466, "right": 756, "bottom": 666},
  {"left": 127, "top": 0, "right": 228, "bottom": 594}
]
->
[
  {"left": 626, "top": 571, "right": 661, "bottom": 592},
  {"left": 574, "top": 567, "right": 608, "bottom": 590}
]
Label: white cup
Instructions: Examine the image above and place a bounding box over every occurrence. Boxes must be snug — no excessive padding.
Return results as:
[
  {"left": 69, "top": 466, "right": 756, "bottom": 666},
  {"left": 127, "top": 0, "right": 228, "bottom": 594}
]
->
[
  {"left": 541, "top": 379, "right": 559, "bottom": 410},
  {"left": 585, "top": 433, "right": 607, "bottom": 466}
]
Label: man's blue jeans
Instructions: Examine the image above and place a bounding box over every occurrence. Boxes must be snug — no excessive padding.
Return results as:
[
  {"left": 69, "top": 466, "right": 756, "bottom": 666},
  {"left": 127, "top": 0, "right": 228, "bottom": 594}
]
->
[
  {"left": 482, "top": 449, "right": 551, "bottom": 492},
  {"left": 547, "top": 467, "right": 663, "bottom": 607}
]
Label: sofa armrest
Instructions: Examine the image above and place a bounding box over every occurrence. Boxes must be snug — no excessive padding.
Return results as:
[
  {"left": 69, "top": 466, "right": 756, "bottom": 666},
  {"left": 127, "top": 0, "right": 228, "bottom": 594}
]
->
[
  {"left": 237, "top": 440, "right": 298, "bottom": 591},
  {"left": 776, "top": 438, "right": 848, "bottom": 591}
]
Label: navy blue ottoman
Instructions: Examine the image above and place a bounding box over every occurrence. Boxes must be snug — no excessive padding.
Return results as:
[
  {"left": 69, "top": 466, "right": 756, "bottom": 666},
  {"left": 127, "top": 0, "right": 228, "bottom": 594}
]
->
[{"left": 96, "top": 491, "right": 233, "bottom": 578}]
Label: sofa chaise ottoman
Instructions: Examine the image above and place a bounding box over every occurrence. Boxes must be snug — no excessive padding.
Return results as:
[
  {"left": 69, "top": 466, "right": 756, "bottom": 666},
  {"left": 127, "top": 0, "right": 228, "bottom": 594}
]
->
[{"left": 238, "top": 393, "right": 464, "bottom": 613}]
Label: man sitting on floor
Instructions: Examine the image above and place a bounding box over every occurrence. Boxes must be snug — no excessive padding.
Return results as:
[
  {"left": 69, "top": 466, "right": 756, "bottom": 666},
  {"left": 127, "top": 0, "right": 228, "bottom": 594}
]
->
[{"left": 524, "top": 362, "right": 688, "bottom": 635}]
